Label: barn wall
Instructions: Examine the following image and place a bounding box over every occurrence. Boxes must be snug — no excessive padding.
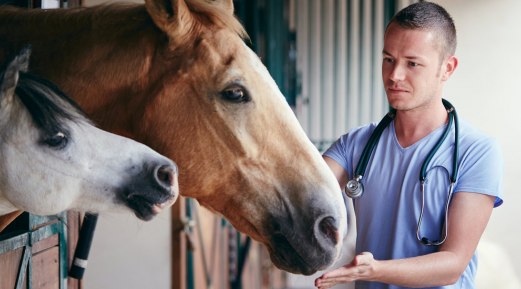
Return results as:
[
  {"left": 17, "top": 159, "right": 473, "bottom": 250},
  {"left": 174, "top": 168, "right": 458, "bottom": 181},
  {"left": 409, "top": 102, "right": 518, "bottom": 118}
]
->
[
  {"left": 80, "top": 0, "right": 521, "bottom": 288},
  {"left": 294, "top": 0, "right": 392, "bottom": 151}
]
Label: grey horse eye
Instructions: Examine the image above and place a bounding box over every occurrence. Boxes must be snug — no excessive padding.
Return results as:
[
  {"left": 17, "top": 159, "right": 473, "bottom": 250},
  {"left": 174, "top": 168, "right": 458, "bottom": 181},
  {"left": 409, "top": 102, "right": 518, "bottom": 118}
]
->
[{"left": 44, "top": 131, "right": 68, "bottom": 149}]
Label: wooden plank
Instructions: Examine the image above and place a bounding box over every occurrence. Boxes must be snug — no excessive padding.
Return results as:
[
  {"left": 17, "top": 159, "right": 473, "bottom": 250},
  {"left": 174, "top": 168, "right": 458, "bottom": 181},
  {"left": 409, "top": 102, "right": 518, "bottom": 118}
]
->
[
  {"left": 0, "top": 233, "right": 28, "bottom": 254},
  {"left": 171, "top": 197, "right": 186, "bottom": 289},
  {"left": 67, "top": 211, "right": 82, "bottom": 289},
  {"left": 32, "top": 246, "right": 60, "bottom": 289},
  {"left": 0, "top": 247, "right": 24, "bottom": 289},
  {"left": 32, "top": 234, "right": 59, "bottom": 254},
  {"left": 15, "top": 246, "right": 31, "bottom": 289}
]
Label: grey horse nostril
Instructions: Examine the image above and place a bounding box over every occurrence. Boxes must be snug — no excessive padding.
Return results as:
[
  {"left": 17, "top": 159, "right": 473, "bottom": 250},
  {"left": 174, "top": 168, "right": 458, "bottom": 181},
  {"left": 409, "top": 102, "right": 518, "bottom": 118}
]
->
[
  {"left": 155, "top": 164, "right": 176, "bottom": 188},
  {"left": 318, "top": 216, "right": 338, "bottom": 244}
]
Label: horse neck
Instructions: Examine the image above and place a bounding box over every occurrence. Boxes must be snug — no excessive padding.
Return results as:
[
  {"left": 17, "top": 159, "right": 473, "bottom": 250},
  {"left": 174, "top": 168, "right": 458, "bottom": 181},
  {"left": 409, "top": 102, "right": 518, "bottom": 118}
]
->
[{"left": 2, "top": 6, "right": 169, "bottom": 135}]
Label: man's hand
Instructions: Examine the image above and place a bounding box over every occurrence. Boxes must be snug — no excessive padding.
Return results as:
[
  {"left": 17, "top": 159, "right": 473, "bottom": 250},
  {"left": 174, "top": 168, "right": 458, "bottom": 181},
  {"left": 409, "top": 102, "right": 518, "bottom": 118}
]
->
[{"left": 315, "top": 252, "right": 376, "bottom": 289}]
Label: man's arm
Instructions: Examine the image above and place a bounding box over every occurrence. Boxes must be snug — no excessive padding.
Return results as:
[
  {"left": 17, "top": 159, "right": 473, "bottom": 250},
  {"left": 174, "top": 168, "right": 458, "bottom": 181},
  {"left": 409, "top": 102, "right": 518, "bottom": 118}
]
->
[
  {"left": 315, "top": 192, "right": 495, "bottom": 288},
  {"left": 323, "top": 156, "right": 349, "bottom": 189}
]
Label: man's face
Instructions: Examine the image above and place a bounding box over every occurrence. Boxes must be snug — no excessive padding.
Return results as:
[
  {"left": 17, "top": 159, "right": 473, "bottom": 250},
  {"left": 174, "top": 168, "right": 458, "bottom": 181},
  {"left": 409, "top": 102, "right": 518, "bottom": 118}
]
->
[{"left": 382, "top": 23, "right": 453, "bottom": 111}]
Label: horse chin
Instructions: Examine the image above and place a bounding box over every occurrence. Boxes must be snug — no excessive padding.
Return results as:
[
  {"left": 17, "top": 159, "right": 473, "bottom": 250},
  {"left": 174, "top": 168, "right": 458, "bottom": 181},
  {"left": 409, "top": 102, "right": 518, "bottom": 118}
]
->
[
  {"left": 265, "top": 233, "right": 336, "bottom": 276},
  {"left": 233, "top": 213, "right": 338, "bottom": 275},
  {"left": 126, "top": 194, "right": 178, "bottom": 221}
]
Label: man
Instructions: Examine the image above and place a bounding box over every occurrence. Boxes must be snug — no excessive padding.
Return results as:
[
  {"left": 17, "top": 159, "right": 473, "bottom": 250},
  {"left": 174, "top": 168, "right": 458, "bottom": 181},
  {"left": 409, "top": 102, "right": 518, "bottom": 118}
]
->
[{"left": 315, "top": 2, "right": 502, "bottom": 289}]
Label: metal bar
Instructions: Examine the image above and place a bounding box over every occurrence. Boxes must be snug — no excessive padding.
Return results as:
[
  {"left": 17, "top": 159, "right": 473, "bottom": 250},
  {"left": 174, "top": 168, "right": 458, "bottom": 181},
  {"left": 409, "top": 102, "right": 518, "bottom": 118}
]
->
[
  {"left": 230, "top": 236, "right": 252, "bottom": 289},
  {"left": 191, "top": 201, "right": 212, "bottom": 288},
  {"left": 69, "top": 213, "right": 98, "bottom": 280},
  {"left": 346, "top": 0, "right": 353, "bottom": 130},
  {"left": 321, "top": 0, "right": 334, "bottom": 141},
  {"left": 185, "top": 199, "right": 194, "bottom": 289},
  {"left": 15, "top": 245, "right": 31, "bottom": 289},
  {"left": 30, "top": 222, "right": 62, "bottom": 244},
  {"left": 59, "top": 213, "right": 67, "bottom": 289},
  {"left": 0, "top": 233, "right": 29, "bottom": 254},
  {"left": 347, "top": 0, "right": 360, "bottom": 129},
  {"left": 227, "top": 225, "right": 238, "bottom": 287}
]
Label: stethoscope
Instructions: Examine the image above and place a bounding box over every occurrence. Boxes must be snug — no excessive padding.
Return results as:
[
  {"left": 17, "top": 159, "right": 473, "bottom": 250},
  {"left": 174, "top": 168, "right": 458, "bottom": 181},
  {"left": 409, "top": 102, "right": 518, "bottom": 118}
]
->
[{"left": 345, "top": 99, "right": 459, "bottom": 246}]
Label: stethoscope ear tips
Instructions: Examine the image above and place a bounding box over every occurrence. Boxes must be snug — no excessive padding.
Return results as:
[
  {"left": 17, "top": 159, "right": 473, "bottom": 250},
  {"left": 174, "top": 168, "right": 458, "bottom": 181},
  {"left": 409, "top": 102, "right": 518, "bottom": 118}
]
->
[{"left": 345, "top": 178, "right": 364, "bottom": 198}]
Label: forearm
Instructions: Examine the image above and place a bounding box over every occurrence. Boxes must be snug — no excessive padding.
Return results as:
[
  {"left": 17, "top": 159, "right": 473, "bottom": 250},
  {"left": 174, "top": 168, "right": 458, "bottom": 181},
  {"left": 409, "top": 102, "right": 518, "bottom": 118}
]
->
[
  {"left": 371, "top": 251, "right": 466, "bottom": 288},
  {"left": 370, "top": 193, "right": 495, "bottom": 288},
  {"left": 315, "top": 250, "right": 468, "bottom": 289}
]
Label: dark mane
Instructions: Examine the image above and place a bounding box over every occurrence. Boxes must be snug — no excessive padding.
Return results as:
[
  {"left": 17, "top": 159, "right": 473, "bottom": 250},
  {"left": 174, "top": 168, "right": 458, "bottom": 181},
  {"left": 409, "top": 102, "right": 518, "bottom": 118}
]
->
[{"left": 14, "top": 71, "right": 89, "bottom": 134}]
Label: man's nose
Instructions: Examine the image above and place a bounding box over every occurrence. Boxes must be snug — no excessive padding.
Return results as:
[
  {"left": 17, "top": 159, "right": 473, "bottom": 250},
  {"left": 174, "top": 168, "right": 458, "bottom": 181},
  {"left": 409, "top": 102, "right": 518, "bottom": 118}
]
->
[{"left": 389, "top": 63, "right": 406, "bottom": 82}]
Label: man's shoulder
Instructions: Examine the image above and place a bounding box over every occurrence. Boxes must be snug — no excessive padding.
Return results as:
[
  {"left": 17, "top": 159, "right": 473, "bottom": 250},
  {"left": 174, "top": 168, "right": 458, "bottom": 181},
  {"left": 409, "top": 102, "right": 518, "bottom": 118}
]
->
[
  {"left": 458, "top": 119, "right": 498, "bottom": 148},
  {"left": 346, "top": 122, "right": 379, "bottom": 139}
]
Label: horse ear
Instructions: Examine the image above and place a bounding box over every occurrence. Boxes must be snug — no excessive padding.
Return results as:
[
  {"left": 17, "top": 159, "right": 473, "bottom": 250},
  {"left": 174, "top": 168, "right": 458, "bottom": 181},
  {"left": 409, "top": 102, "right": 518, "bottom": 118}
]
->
[
  {"left": 145, "top": 0, "right": 193, "bottom": 38},
  {"left": 16, "top": 46, "right": 31, "bottom": 73},
  {"left": 0, "top": 47, "right": 31, "bottom": 109}
]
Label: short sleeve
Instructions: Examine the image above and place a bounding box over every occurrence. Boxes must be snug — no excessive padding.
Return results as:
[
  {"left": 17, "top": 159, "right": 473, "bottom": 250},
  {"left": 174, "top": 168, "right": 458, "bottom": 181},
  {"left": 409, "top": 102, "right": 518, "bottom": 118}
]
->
[
  {"left": 455, "top": 136, "right": 503, "bottom": 207},
  {"left": 323, "top": 135, "right": 351, "bottom": 175}
]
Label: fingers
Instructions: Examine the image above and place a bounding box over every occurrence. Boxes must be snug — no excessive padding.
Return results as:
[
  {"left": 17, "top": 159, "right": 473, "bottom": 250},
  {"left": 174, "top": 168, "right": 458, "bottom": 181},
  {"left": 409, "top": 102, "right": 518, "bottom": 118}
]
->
[
  {"left": 315, "top": 252, "right": 376, "bottom": 288},
  {"left": 314, "top": 265, "right": 358, "bottom": 288}
]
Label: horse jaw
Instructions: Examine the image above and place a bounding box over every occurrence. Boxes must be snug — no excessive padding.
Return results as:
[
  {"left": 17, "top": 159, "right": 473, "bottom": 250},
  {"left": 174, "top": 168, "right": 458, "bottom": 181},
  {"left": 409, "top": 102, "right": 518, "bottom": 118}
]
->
[
  {"left": 67, "top": 124, "right": 180, "bottom": 220},
  {"left": 157, "top": 30, "right": 348, "bottom": 274}
]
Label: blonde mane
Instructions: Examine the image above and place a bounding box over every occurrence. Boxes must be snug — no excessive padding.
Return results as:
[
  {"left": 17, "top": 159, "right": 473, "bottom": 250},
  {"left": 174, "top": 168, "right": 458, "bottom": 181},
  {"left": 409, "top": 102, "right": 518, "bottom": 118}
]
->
[
  {"left": 1, "top": 0, "right": 247, "bottom": 40},
  {"left": 186, "top": 0, "right": 248, "bottom": 39}
]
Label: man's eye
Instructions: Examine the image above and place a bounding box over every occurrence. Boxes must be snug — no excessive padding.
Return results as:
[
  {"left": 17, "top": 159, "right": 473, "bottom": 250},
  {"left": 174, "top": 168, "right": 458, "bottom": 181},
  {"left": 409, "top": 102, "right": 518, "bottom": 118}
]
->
[{"left": 408, "top": 61, "right": 419, "bottom": 67}]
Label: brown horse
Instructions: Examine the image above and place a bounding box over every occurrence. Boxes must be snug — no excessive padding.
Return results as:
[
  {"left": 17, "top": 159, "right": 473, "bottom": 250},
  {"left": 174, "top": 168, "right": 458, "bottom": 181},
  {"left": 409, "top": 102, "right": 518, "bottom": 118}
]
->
[{"left": 0, "top": 0, "right": 347, "bottom": 274}]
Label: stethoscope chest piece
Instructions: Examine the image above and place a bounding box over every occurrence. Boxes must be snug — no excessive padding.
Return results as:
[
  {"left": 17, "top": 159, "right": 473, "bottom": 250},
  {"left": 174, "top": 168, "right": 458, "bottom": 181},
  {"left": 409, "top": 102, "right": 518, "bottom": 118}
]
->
[{"left": 345, "top": 175, "right": 364, "bottom": 198}]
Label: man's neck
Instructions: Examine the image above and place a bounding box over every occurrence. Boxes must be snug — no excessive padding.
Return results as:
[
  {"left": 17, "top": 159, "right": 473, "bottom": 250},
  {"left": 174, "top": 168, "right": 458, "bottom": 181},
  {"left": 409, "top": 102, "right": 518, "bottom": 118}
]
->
[{"left": 393, "top": 100, "right": 448, "bottom": 148}]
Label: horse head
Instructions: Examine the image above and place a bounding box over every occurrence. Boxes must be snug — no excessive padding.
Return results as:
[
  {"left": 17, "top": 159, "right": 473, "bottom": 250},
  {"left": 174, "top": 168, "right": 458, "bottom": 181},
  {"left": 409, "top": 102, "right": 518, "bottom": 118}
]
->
[
  {"left": 0, "top": 48, "right": 179, "bottom": 220},
  {"left": 139, "top": 0, "right": 348, "bottom": 274}
]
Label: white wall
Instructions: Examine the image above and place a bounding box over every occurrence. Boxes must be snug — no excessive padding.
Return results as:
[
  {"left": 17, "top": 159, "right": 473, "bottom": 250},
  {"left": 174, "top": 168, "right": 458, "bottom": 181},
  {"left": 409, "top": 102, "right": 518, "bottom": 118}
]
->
[{"left": 84, "top": 209, "right": 172, "bottom": 289}]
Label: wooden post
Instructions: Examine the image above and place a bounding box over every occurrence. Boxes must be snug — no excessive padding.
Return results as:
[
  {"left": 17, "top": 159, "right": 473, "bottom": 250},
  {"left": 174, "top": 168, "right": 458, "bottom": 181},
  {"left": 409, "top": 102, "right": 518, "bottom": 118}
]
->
[{"left": 171, "top": 197, "right": 186, "bottom": 289}]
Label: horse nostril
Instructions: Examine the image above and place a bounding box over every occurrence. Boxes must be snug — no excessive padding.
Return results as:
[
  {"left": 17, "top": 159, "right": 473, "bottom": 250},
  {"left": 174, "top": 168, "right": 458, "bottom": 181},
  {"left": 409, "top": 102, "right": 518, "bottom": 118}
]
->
[
  {"left": 317, "top": 216, "right": 339, "bottom": 245},
  {"left": 155, "top": 164, "right": 177, "bottom": 188}
]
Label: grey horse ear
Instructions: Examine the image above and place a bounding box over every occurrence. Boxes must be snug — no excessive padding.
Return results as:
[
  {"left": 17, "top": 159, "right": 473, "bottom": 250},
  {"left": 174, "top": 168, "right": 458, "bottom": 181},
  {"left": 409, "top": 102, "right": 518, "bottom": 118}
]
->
[
  {"left": 0, "top": 46, "right": 31, "bottom": 109},
  {"left": 16, "top": 46, "right": 32, "bottom": 73}
]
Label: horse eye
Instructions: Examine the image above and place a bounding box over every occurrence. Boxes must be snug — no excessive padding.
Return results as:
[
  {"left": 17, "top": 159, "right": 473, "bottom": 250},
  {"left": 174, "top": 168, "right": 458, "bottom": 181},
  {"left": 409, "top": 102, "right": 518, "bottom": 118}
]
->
[
  {"left": 44, "top": 132, "right": 68, "bottom": 149},
  {"left": 220, "top": 86, "right": 250, "bottom": 103}
]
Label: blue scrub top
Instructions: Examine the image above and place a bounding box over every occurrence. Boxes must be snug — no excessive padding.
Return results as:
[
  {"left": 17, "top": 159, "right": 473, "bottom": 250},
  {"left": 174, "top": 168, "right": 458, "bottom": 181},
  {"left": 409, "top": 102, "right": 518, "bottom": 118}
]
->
[{"left": 324, "top": 118, "right": 503, "bottom": 289}]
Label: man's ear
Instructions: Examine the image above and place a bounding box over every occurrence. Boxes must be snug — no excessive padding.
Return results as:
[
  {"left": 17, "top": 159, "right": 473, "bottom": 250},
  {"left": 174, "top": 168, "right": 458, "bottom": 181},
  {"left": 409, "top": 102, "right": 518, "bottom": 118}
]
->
[{"left": 442, "top": 55, "right": 458, "bottom": 81}]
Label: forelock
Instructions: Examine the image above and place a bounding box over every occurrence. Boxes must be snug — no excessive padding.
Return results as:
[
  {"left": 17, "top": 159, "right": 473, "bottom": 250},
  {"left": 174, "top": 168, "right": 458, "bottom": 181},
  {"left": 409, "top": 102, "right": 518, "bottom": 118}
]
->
[{"left": 15, "top": 72, "right": 89, "bottom": 135}]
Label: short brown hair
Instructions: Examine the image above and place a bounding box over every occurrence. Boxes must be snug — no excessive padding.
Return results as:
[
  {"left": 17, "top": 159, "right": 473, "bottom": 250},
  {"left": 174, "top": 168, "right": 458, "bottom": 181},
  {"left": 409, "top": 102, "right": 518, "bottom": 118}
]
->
[{"left": 386, "top": 1, "right": 457, "bottom": 57}]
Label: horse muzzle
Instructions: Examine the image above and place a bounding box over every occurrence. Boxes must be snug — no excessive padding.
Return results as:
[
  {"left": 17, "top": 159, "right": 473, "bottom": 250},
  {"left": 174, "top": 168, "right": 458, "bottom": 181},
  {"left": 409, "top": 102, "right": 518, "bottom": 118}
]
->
[
  {"left": 121, "top": 161, "right": 179, "bottom": 221},
  {"left": 264, "top": 213, "right": 342, "bottom": 275}
]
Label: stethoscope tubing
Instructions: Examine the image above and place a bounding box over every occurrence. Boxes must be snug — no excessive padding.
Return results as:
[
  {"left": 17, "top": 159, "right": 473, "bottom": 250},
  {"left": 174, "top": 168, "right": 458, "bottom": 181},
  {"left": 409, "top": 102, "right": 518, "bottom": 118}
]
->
[{"left": 344, "top": 98, "right": 460, "bottom": 246}]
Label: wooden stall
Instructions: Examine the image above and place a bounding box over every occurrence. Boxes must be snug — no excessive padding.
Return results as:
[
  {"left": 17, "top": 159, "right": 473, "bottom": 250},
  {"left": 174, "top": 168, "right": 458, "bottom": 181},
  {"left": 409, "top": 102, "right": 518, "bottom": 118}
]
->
[{"left": 0, "top": 212, "right": 81, "bottom": 289}]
